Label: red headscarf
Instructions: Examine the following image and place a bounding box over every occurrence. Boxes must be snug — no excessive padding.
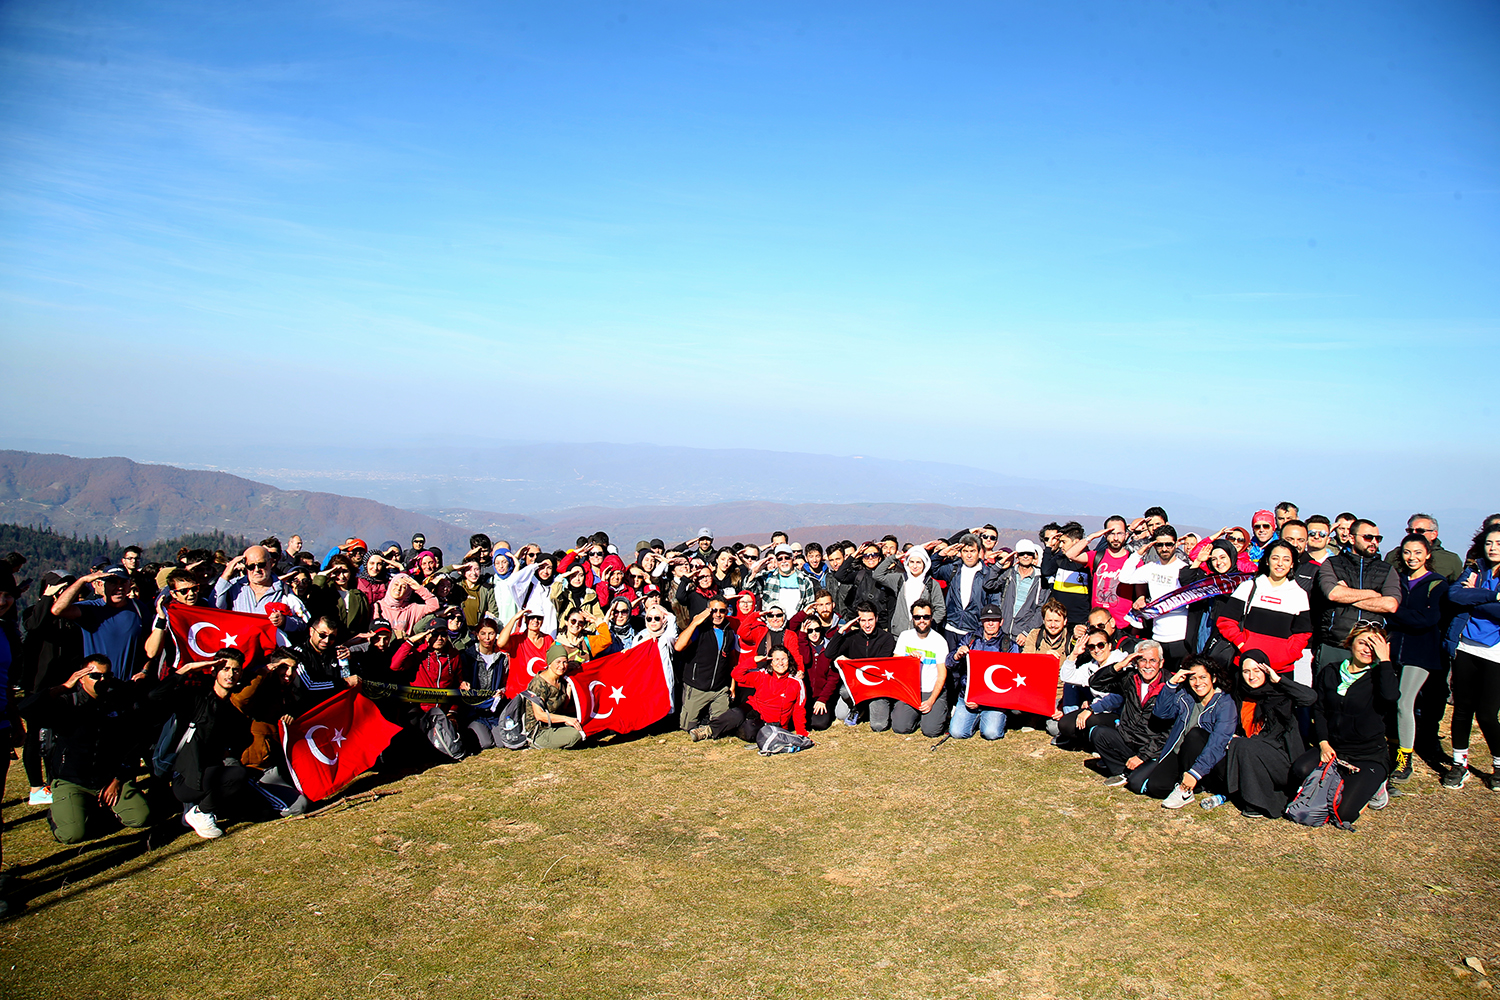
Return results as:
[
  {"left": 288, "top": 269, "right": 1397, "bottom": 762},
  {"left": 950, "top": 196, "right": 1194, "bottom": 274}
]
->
[{"left": 729, "top": 590, "right": 767, "bottom": 665}]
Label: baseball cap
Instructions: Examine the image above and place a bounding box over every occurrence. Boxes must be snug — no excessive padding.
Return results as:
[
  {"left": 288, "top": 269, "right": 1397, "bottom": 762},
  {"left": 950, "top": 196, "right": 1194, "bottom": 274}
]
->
[
  {"left": 774, "top": 543, "right": 795, "bottom": 556},
  {"left": 696, "top": 527, "right": 713, "bottom": 540},
  {"left": 978, "top": 604, "right": 1004, "bottom": 621},
  {"left": 370, "top": 619, "right": 394, "bottom": 635},
  {"left": 1014, "top": 539, "right": 1042, "bottom": 556},
  {"left": 341, "top": 537, "right": 369, "bottom": 552}
]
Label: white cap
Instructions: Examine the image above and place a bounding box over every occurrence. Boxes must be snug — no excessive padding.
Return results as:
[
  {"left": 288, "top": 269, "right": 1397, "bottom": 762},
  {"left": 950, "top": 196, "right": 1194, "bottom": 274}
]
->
[{"left": 1014, "top": 538, "right": 1042, "bottom": 556}]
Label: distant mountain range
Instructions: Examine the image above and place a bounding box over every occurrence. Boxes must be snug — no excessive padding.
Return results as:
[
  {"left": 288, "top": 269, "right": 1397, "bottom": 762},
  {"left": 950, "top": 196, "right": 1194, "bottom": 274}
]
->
[{"left": 0, "top": 451, "right": 1109, "bottom": 553}]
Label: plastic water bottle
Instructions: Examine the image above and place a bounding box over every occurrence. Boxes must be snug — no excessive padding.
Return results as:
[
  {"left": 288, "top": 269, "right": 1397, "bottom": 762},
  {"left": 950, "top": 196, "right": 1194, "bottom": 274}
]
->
[{"left": 1200, "top": 793, "right": 1228, "bottom": 811}]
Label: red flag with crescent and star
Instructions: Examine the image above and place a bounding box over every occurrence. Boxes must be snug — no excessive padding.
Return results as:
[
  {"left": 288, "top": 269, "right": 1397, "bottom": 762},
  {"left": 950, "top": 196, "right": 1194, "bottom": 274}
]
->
[
  {"left": 566, "top": 640, "right": 672, "bottom": 737},
  {"left": 834, "top": 656, "right": 923, "bottom": 710},
  {"left": 166, "top": 603, "right": 279, "bottom": 676},
  {"left": 964, "top": 652, "right": 1060, "bottom": 716},
  {"left": 503, "top": 634, "right": 555, "bottom": 698},
  {"left": 280, "top": 687, "right": 402, "bottom": 801}
]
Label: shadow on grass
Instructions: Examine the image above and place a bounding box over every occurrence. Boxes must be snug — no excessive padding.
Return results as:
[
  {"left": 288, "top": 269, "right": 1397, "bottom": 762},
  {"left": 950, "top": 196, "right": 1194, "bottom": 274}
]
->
[{"left": 4, "top": 820, "right": 202, "bottom": 920}]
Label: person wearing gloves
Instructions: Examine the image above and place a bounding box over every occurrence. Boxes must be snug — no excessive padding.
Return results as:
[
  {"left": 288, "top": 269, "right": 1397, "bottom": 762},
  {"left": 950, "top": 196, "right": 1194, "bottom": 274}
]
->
[{"left": 876, "top": 546, "right": 946, "bottom": 635}]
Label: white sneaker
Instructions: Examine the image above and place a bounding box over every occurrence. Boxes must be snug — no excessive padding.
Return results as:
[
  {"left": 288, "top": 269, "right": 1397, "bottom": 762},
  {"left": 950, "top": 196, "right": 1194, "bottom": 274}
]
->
[
  {"left": 1161, "top": 784, "right": 1195, "bottom": 810},
  {"left": 182, "top": 805, "right": 224, "bottom": 839},
  {"left": 1368, "top": 781, "right": 1389, "bottom": 810}
]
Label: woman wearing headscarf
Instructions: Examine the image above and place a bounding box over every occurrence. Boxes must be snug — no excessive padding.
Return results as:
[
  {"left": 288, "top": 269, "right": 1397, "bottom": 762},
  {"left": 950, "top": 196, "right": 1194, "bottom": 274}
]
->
[
  {"left": 729, "top": 590, "right": 768, "bottom": 668},
  {"left": 1184, "top": 540, "right": 1243, "bottom": 666},
  {"left": 1224, "top": 649, "right": 1317, "bottom": 818},
  {"left": 876, "top": 547, "right": 947, "bottom": 636},
  {"left": 375, "top": 574, "right": 441, "bottom": 637},
  {"left": 484, "top": 548, "right": 519, "bottom": 621},
  {"left": 593, "top": 554, "right": 637, "bottom": 610}
]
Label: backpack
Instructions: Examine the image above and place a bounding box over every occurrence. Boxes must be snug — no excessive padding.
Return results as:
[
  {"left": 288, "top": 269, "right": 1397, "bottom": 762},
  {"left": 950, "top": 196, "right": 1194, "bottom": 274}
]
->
[
  {"left": 755, "top": 723, "right": 814, "bottom": 756},
  {"left": 495, "top": 692, "right": 542, "bottom": 751},
  {"left": 422, "top": 706, "right": 469, "bottom": 760},
  {"left": 1284, "top": 758, "right": 1345, "bottom": 827}
]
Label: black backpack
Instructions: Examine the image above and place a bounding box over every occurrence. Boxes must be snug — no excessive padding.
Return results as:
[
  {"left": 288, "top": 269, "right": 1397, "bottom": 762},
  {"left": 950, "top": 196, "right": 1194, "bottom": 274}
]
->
[{"left": 495, "top": 692, "right": 543, "bottom": 751}]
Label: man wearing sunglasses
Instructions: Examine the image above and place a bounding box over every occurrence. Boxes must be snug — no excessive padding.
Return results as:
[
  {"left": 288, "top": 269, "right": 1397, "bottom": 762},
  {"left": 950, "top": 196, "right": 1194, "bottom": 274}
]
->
[
  {"left": 886, "top": 599, "right": 951, "bottom": 736},
  {"left": 1246, "top": 510, "right": 1279, "bottom": 563},
  {"left": 1118, "top": 526, "right": 1193, "bottom": 669},
  {"left": 1383, "top": 513, "right": 1462, "bottom": 583},
  {"left": 212, "top": 545, "right": 309, "bottom": 633},
  {"left": 1314, "top": 519, "right": 1400, "bottom": 670},
  {"left": 19, "top": 654, "right": 153, "bottom": 846},
  {"left": 749, "top": 544, "right": 818, "bottom": 620},
  {"left": 673, "top": 599, "right": 738, "bottom": 732}
]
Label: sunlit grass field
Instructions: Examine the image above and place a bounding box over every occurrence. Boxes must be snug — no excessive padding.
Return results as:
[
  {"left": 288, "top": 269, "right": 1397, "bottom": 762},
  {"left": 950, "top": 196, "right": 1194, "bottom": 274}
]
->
[{"left": 3, "top": 723, "right": 1496, "bottom": 1000}]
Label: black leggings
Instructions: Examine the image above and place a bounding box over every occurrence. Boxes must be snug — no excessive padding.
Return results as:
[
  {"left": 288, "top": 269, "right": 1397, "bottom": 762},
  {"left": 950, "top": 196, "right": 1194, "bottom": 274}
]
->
[
  {"left": 1127, "top": 728, "right": 1213, "bottom": 798},
  {"left": 22, "top": 724, "right": 45, "bottom": 788},
  {"left": 1289, "top": 749, "right": 1387, "bottom": 825},
  {"left": 1450, "top": 649, "right": 1500, "bottom": 756}
]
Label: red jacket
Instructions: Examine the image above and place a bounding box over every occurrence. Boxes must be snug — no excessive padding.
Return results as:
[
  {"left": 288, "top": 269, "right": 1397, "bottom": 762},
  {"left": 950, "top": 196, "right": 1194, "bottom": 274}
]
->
[
  {"left": 392, "top": 640, "right": 462, "bottom": 712},
  {"left": 731, "top": 660, "right": 808, "bottom": 735}
]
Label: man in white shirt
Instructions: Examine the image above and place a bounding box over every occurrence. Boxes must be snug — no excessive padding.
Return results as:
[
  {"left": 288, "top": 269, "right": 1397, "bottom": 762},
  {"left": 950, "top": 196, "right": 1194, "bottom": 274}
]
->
[
  {"left": 890, "top": 599, "right": 951, "bottom": 738},
  {"left": 1118, "top": 526, "right": 1192, "bottom": 668}
]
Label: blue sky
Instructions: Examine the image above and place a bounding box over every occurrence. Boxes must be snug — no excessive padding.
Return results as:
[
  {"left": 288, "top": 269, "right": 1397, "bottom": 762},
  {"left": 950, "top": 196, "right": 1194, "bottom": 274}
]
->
[{"left": 1, "top": 1, "right": 1496, "bottom": 512}]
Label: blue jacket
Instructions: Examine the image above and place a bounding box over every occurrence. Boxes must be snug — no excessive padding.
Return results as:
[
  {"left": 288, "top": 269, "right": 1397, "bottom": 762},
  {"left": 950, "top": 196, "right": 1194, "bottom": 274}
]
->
[
  {"left": 1448, "top": 566, "right": 1500, "bottom": 650},
  {"left": 1151, "top": 681, "right": 1237, "bottom": 782},
  {"left": 932, "top": 557, "right": 1003, "bottom": 638}
]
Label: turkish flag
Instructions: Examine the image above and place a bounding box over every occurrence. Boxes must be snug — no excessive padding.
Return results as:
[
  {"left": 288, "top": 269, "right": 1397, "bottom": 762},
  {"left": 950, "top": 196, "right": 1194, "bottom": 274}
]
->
[
  {"left": 503, "top": 635, "right": 554, "bottom": 697},
  {"left": 166, "top": 604, "right": 279, "bottom": 672},
  {"left": 834, "top": 656, "right": 923, "bottom": 710},
  {"left": 565, "top": 640, "right": 672, "bottom": 737},
  {"left": 280, "top": 688, "right": 402, "bottom": 801},
  {"left": 964, "top": 652, "right": 1060, "bottom": 716}
]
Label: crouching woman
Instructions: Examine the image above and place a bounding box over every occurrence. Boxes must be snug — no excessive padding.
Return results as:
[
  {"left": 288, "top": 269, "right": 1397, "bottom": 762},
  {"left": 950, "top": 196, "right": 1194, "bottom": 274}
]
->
[
  {"left": 1286, "top": 622, "right": 1398, "bottom": 830},
  {"left": 691, "top": 646, "right": 809, "bottom": 744},
  {"left": 1126, "top": 656, "right": 1236, "bottom": 807},
  {"left": 526, "top": 652, "right": 587, "bottom": 750},
  {"left": 1225, "top": 648, "right": 1317, "bottom": 818}
]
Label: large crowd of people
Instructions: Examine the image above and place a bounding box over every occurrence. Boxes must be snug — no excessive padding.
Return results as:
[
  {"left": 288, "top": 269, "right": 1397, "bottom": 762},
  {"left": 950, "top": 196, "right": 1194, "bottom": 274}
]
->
[{"left": 1, "top": 504, "right": 1498, "bottom": 913}]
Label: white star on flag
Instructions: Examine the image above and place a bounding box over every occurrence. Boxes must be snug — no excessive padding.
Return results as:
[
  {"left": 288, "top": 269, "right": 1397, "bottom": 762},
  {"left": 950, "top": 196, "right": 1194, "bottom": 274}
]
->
[
  {"left": 1012, "top": 674, "right": 1026, "bottom": 687},
  {"left": 330, "top": 728, "right": 347, "bottom": 747},
  {"left": 221, "top": 632, "right": 238, "bottom": 647},
  {"left": 883, "top": 669, "right": 895, "bottom": 680},
  {"left": 609, "top": 686, "right": 626, "bottom": 703}
]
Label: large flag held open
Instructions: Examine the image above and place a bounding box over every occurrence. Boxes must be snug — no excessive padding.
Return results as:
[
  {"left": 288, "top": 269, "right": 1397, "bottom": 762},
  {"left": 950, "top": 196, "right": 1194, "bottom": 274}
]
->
[
  {"left": 566, "top": 640, "right": 673, "bottom": 737},
  {"left": 166, "top": 603, "right": 279, "bottom": 676},
  {"left": 504, "top": 637, "right": 554, "bottom": 697},
  {"left": 964, "top": 652, "right": 1061, "bottom": 717},
  {"left": 280, "top": 688, "right": 402, "bottom": 801},
  {"left": 834, "top": 656, "right": 923, "bottom": 710}
]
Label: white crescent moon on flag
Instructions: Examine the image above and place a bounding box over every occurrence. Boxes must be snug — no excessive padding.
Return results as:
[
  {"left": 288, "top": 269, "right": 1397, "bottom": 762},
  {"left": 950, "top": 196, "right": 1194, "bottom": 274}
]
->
[
  {"left": 854, "top": 664, "right": 885, "bottom": 687},
  {"left": 984, "top": 662, "right": 1014, "bottom": 694},
  {"left": 304, "top": 725, "right": 338, "bottom": 766},
  {"left": 526, "top": 656, "right": 546, "bottom": 678},
  {"left": 587, "top": 679, "right": 614, "bottom": 720},
  {"left": 186, "top": 621, "right": 222, "bottom": 657}
]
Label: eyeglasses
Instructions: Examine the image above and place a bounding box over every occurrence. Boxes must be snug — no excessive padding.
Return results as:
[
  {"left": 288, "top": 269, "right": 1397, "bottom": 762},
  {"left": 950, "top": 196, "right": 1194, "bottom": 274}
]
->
[
  {"left": 568, "top": 618, "right": 586, "bottom": 626},
  {"left": 777, "top": 555, "right": 793, "bottom": 561},
  {"left": 645, "top": 615, "right": 666, "bottom": 623},
  {"left": 245, "top": 561, "right": 268, "bottom": 570},
  {"left": 980, "top": 533, "right": 997, "bottom": 541},
  {"left": 1154, "top": 541, "right": 1176, "bottom": 548},
  {"left": 862, "top": 552, "right": 880, "bottom": 560},
  {"left": 85, "top": 671, "right": 108, "bottom": 681},
  {"left": 765, "top": 612, "right": 785, "bottom": 619},
  {"left": 710, "top": 608, "right": 728, "bottom": 615},
  {"left": 1359, "top": 533, "right": 1383, "bottom": 543},
  {"left": 312, "top": 630, "right": 337, "bottom": 640},
  {"left": 173, "top": 586, "right": 200, "bottom": 596},
  {"left": 1085, "top": 642, "right": 1108, "bottom": 651},
  {"left": 1253, "top": 523, "right": 1273, "bottom": 530},
  {"left": 912, "top": 614, "right": 933, "bottom": 621},
  {"left": 1308, "top": 530, "right": 1328, "bottom": 538}
]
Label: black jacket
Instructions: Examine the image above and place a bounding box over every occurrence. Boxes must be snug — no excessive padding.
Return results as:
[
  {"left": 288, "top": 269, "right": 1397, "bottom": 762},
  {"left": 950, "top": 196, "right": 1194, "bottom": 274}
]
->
[
  {"left": 826, "top": 626, "right": 897, "bottom": 662},
  {"left": 19, "top": 601, "right": 82, "bottom": 692},
  {"left": 20, "top": 681, "right": 141, "bottom": 788},
  {"left": 149, "top": 672, "right": 254, "bottom": 786},
  {"left": 1311, "top": 659, "right": 1399, "bottom": 761},
  {"left": 1087, "top": 663, "right": 1172, "bottom": 759},
  {"left": 676, "top": 619, "right": 737, "bottom": 691}
]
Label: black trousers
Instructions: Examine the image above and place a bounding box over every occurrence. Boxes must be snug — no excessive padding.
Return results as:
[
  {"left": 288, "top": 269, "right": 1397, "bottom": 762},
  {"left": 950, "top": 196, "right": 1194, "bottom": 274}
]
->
[
  {"left": 1289, "top": 749, "right": 1387, "bottom": 824},
  {"left": 173, "top": 763, "right": 250, "bottom": 818},
  {"left": 1127, "top": 728, "right": 1214, "bottom": 798},
  {"left": 1450, "top": 649, "right": 1500, "bottom": 757},
  {"left": 707, "top": 706, "right": 763, "bottom": 742}
]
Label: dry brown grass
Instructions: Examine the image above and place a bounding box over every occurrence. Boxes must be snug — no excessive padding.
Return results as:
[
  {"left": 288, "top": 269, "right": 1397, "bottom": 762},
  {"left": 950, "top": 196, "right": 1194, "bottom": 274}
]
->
[{"left": 2, "top": 725, "right": 1497, "bottom": 1000}]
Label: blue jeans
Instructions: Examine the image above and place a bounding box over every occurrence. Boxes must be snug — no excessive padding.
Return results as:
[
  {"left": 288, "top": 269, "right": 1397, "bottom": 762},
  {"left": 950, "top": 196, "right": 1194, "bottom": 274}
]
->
[
  {"left": 949, "top": 698, "right": 1007, "bottom": 740},
  {"left": 1061, "top": 682, "right": 1090, "bottom": 714}
]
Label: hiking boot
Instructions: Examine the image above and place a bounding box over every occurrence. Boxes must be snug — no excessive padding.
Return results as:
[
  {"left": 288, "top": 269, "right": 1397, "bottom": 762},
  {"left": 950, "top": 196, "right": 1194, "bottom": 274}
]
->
[
  {"left": 1368, "top": 782, "right": 1389, "bottom": 810},
  {"left": 27, "top": 787, "right": 51, "bottom": 806},
  {"left": 1390, "top": 748, "right": 1413, "bottom": 783},
  {"left": 843, "top": 710, "right": 861, "bottom": 727},
  {"left": 1045, "top": 719, "right": 1061, "bottom": 738},
  {"left": 1161, "top": 785, "right": 1195, "bottom": 809},
  {"left": 1441, "top": 765, "right": 1470, "bottom": 790},
  {"left": 1482, "top": 771, "right": 1500, "bottom": 792},
  {"left": 1101, "top": 773, "right": 1128, "bottom": 788},
  {"left": 182, "top": 805, "right": 224, "bottom": 839},
  {"left": 689, "top": 725, "right": 713, "bottom": 742},
  {"left": 1239, "top": 808, "right": 1273, "bottom": 819}
]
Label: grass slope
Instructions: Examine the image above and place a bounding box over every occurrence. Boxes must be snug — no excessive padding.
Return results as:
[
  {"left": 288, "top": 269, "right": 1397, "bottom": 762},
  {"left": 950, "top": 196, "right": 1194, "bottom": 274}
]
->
[{"left": 3, "top": 727, "right": 1496, "bottom": 1000}]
